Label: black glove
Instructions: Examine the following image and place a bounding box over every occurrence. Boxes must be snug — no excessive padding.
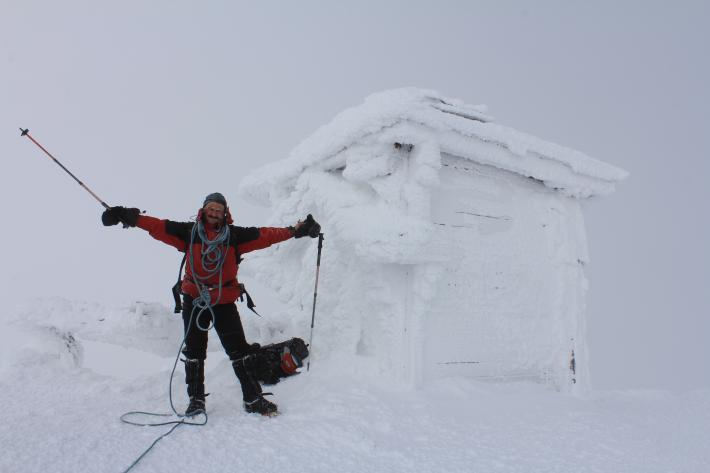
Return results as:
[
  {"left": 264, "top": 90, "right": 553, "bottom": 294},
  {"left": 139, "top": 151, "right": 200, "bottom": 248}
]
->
[
  {"left": 101, "top": 206, "right": 140, "bottom": 227},
  {"left": 294, "top": 214, "right": 321, "bottom": 238}
]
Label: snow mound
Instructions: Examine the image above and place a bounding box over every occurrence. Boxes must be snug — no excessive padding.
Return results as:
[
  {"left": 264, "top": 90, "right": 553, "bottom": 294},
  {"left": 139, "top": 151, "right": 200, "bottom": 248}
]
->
[
  {"left": 1, "top": 298, "right": 184, "bottom": 377},
  {"left": 2, "top": 309, "right": 709, "bottom": 473}
]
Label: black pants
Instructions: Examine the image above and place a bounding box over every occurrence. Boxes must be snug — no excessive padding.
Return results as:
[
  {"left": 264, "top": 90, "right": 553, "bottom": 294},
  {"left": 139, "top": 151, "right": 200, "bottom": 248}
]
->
[{"left": 181, "top": 295, "right": 252, "bottom": 361}]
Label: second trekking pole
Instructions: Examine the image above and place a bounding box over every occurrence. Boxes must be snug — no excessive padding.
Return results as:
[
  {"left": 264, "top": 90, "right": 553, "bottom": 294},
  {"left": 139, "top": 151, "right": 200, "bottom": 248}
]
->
[{"left": 307, "top": 232, "right": 324, "bottom": 372}]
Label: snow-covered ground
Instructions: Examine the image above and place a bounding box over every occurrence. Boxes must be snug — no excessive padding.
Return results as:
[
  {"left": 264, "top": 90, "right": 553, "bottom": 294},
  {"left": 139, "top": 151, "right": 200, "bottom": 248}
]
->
[
  {"left": 2, "top": 298, "right": 708, "bottom": 473},
  {"left": 0, "top": 91, "right": 700, "bottom": 473},
  {"left": 1, "top": 90, "right": 704, "bottom": 473}
]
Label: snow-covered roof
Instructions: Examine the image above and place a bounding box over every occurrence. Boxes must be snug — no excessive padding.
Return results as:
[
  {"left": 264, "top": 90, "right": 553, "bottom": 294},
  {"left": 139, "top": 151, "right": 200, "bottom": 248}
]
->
[{"left": 240, "top": 88, "right": 628, "bottom": 204}]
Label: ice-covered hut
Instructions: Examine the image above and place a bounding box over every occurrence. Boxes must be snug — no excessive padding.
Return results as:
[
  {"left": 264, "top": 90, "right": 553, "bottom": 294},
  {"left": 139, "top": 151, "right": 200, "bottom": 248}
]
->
[{"left": 239, "top": 88, "right": 628, "bottom": 392}]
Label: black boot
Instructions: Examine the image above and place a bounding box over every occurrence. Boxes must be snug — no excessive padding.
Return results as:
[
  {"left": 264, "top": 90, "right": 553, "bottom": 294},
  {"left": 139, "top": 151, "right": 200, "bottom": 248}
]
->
[
  {"left": 232, "top": 355, "right": 278, "bottom": 416},
  {"left": 184, "top": 358, "right": 206, "bottom": 416},
  {"left": 244, "top": 394, "right": 278, "bottom": 416}
]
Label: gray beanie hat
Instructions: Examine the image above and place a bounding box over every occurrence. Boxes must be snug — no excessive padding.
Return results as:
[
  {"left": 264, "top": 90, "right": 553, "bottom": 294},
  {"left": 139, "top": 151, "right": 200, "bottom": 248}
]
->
[{"left": 203, "top": 192, "right": 227, "bottom": 207}]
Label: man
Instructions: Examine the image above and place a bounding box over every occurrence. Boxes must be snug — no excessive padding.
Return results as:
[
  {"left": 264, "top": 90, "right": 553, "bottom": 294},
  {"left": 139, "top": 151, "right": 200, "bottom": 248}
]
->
[{"left": 102, "top": 192, "right": 320, "bottom": 416}]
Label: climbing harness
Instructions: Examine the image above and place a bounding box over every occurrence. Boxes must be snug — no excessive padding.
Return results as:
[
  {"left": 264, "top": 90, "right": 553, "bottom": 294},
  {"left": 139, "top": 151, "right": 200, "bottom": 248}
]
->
[
  {"left": 171, "top": 230, "right": 261, "bottom": 317},
  {"left": 119, "top": 220, "right": 320, "bottom": 471}
]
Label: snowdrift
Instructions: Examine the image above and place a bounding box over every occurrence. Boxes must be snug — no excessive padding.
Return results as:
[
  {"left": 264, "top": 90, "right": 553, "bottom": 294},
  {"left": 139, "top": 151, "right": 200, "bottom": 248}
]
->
[{"left": 2, "top": 298, "right": 708, "bottom": 473}]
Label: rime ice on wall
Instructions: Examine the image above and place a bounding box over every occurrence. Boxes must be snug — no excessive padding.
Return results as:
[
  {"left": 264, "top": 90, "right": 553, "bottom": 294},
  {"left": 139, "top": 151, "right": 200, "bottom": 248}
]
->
[{"left": 239, "top": 88, "right": 626, "bottom": 392}]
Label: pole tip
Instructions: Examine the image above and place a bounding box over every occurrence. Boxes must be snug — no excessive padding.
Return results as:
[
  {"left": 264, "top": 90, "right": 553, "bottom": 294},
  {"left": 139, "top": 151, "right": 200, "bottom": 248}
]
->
[{"left": 19, "top": 128, "right": 29, "bottom": 136}]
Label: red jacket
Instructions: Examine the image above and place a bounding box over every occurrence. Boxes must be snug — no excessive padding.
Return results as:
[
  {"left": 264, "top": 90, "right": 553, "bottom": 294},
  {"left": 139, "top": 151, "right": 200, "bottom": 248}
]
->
[{"left": 136, "top": 214, "right": 294, "bottom": 304}]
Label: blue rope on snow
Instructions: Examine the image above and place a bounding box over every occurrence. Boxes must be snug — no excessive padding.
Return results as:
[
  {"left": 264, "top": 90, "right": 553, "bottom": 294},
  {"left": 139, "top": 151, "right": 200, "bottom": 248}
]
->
[{"left": 119, "top": 218, "right": 231, "bottom": 473}]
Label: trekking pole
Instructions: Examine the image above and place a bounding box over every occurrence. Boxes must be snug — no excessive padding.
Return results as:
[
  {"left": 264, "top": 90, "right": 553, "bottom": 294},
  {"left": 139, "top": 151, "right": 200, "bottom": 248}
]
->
[
  {"left": 307, "top": 232, "right": 324, "bottom": 372},
  {"left": 19, "top": 128, "right": 110, "bottom": 209}
]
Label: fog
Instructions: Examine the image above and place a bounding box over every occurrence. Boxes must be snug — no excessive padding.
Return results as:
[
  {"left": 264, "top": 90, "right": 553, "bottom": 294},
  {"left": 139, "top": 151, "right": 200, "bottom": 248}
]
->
[{"left": 1, "top": 0, "right": 707, "bottom": 390}]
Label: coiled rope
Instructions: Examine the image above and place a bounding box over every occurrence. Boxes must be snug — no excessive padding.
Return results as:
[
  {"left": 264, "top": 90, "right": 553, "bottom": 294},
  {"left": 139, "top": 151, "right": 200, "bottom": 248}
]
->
[
  {"left": 119, "top": 219, "right": 230, "bottom": 473},
  {"left": 189, "top": 220, "right": 230, "bottom": 331}
]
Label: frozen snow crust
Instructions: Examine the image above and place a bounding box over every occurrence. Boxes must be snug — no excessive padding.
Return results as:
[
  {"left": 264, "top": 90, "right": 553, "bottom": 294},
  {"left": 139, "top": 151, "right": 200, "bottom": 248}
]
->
[{"left": 2, "top": 298, "right": 708, "bottom": 473}]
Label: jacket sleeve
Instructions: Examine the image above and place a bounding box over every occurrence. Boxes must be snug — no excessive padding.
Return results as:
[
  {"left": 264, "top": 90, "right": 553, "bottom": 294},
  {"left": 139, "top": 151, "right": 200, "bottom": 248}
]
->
[
  {"left": 135, "top": 215, "right": 188, "bottom": 252},
  {"left": 237, "top": 227, "right": 294, "bottom": 254}
]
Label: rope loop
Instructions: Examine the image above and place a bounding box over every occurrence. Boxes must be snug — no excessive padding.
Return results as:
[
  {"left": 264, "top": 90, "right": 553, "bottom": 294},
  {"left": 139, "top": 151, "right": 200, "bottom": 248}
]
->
[
  {"left": 119, "top": 217, "right": 231, "bottom": 472},
  {"left": 189, "top": 220, "right": 230, "bottom": 330}
]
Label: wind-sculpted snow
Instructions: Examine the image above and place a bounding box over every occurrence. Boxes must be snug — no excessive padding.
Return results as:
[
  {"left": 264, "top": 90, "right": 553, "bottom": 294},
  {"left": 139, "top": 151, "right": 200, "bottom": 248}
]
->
[
  {"left": 235, "top": 89, "right": 631, "bottom": 391},
  {"left": 1, "top": 298, "right": 186, "bottom": 377},
  {"left": 240, "top": 88, "right": 628, "bottom": 206},
  {"left": 1, "top": 304, "right": 708, "bottom": 473},
  {"left": 238, "top": 104, "right": 595, "bottom": 390}
]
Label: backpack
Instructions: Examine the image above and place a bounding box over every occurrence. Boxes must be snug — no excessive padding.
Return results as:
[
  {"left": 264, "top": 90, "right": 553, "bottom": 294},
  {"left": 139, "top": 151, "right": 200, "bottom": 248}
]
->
[{"left": 252, "top": 338, "right": 309, "bottom": 385}]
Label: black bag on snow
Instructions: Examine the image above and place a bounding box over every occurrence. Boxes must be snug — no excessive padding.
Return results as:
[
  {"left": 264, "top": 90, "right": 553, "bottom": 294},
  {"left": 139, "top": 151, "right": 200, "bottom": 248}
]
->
[{"left": 252, "top": 337, "right": 309, "bottom": 385}]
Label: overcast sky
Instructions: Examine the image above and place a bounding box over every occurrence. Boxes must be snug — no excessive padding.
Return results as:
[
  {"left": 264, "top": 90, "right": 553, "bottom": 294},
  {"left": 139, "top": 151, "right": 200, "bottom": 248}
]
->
[{"left": 1, "top": 0, "right": 708, "bottom": 391}]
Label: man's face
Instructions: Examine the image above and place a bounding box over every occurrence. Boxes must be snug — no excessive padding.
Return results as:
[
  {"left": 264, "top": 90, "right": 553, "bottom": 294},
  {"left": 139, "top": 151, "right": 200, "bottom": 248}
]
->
[{"left": 203, "top": 202, "right": 226, "bottom": 226}]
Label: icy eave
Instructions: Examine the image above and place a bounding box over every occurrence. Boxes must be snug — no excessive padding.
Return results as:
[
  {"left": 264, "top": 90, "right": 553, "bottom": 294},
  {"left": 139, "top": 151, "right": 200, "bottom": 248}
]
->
[{"left": 239, "top": 88, "right": 629, "bottom": 204}]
